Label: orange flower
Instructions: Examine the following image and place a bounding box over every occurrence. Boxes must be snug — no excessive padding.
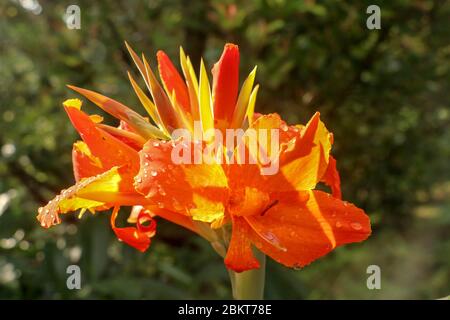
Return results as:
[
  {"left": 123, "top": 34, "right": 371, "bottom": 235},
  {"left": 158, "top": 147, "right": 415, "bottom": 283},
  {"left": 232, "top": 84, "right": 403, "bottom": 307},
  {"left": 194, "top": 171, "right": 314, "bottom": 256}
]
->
[
  {"left": 134, "top": 112, "right": 370, "bottom": 272},
  {"left": 37, "top": 43, "right": 370, "bottom": 273}
]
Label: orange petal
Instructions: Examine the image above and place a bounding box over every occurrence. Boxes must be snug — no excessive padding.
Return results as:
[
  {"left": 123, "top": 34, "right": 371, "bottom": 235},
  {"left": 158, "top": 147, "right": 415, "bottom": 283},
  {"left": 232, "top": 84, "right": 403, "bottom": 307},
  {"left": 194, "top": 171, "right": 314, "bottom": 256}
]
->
[
  {"left": 72, "top": 141, "right": 103, "bottom": 181},
  {"left": 245, "top": 190, "right": 371, "bottom": 268},
  {"left": 224, "top": 216, "right": 260, "bottom": 272},
  {"left": 157, "top": 50, "right": 190, "bottom": 113},
  {"left": 67, "top": 85, "right": 165, "bottom": 140},
  {"left": 64, "top": 106, "right": 140, "bottom": 185},
  {"left": 321, "top": 155, "right": 342, "bottom": 199},
  {"left": 142, "top": 54, "right": 180, "bottom": 131},
  {"left": 265, "top": 112, "right": 333, "bottom": 192},
  {"left": 96, "top": 123, "right": 145, "bottom": 151},
  {"left": 110, "top": 206, "right": 152, "bottom": 252},
  {"left": 134, "top": 139, "right": 229, "bottom": 223},
  {"left": 212, "top": 43, "right": 240, "bottom": 126},
  {"left": 136, "top": 208, "right": 157, "bottom": 237}
]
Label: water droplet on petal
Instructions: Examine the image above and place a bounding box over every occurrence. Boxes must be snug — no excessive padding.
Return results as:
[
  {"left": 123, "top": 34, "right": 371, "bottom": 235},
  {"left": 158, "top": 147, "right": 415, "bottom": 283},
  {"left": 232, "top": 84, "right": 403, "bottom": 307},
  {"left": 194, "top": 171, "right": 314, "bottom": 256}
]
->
[
  {"left": 351, "top": 222, "right": 362, "bottom": 230},
  {"left": 173, "top": 199, "right": 183, "bottom": 211},
  {"left": 335, "top": 221, "right": 342, "bottom": 228},
  {"left": 147, "top": 186, "right": 158, "bottom": 198},
  {"left": 151, "top": 171, "right": 157, "bottom": 177},
  {"left": 158, "top": 186, "right": 166, "bottom": 196}
]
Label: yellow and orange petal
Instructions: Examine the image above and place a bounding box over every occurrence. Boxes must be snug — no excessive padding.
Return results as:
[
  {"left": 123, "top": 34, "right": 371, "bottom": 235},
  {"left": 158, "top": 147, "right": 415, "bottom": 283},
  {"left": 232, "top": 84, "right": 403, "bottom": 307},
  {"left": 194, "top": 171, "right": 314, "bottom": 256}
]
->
[
  {"left": 243, "top": 190, "right": 371, "bottom": 270},
  {"left": 134, "top": 139, "right": 229, "bottom": 223},
  {"left": 64, "top": 105, "right": 140, "bottom": 191}
]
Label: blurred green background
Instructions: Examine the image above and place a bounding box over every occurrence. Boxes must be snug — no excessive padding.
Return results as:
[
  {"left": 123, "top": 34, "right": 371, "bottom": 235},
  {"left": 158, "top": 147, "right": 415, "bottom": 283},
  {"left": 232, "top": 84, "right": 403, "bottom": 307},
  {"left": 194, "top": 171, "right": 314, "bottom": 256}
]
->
[{"left": 1, "top": 0, "right": 449, "bottom": 299}]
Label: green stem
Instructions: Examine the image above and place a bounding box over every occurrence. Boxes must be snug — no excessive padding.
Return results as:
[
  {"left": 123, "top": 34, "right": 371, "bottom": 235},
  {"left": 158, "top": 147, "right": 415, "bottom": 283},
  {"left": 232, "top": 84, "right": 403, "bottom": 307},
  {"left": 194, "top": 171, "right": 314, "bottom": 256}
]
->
[{"left": 229, "top": 250, "right": 266, "bottom": 300}]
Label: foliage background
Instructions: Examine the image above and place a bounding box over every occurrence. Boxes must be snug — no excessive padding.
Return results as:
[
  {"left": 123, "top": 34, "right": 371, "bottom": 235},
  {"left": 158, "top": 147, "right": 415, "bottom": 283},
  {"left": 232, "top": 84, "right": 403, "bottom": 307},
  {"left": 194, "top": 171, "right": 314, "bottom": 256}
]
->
[{"left": 0, "top": 0, "right": 449, "bottom": 299}]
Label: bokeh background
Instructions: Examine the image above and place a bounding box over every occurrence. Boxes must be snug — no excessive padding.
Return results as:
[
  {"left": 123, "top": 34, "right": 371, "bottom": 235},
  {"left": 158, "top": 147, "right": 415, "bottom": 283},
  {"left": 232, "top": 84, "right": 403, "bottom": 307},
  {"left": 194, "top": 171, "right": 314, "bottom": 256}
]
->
[{"left": 1, "top": 0, "right": 449, "bottom": 299}]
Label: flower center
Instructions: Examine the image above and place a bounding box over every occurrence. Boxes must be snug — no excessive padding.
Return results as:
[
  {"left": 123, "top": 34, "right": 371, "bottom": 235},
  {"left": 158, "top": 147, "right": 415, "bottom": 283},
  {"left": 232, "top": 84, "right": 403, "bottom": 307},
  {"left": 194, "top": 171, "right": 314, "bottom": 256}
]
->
[{"left": 228, "top": 187, "right": 271, "bottom": 217}]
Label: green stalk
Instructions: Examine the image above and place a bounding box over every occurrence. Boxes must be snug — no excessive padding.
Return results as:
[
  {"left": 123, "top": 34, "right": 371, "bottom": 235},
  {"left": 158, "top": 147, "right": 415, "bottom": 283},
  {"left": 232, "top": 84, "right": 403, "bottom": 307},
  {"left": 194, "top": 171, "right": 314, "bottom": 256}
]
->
[{"left": 229, "top": 249, "right": 266, "bottom": 300}]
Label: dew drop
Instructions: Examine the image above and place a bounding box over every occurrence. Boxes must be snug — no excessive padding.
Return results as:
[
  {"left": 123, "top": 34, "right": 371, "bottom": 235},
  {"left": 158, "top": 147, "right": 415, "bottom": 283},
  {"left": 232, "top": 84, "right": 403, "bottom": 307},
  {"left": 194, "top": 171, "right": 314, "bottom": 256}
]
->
[
  {"left": 335, "top": 221, "right": 342, "bottom": 228},
  {"left": 173, "top": 199, "right": 183, "bottom": 211},
  {"left": 158, "top": 186, "right": 166, "bottom": 196},
  {"left": 151, "top": 171, "right": 158, "bottom": 177},
  {"left": 136, "top": 177, "right": 142, "bottom": 183},
  {"left": 351, "top": 222, "right": 362, "bottom": 230},
  {"left": 147, "top": 187, "right": 158, "bottom": 198}
]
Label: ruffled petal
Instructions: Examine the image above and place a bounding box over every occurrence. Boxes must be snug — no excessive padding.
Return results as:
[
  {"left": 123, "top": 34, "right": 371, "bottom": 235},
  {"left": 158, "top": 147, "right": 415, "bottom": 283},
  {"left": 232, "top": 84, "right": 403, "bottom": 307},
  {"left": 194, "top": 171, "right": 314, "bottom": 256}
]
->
[
  {"left": 224, "top": 216, "right": 260, "bottom": 272},
  {"left": 110, "top": 206, "right": 155, "bottom": 252},
  {"left": 245, "top": 190, "right": 371, "bottom": 268}
]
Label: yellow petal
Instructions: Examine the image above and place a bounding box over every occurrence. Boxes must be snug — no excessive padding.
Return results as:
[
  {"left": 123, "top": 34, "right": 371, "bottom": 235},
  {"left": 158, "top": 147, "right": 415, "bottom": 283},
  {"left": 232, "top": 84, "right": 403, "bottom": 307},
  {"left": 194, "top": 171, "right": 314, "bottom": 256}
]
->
[
  {"left": 230, "top": 66, "right": 257, "bottom": 129},
  {"left": 245, "top": 84, "right": 259, "bottom": 126},
  {"left": 124, "top": 41, "right": 149, "bottom": 87},
  {"left": 127, "top": 71, "right": 169, "bottom": 135},
  {"left": 180, "top": 47, "right": 200, "bottom": 122},
  {"left": 37, "top": 167, "right": 122, "bottom": 228},
  {"left": 198, "top": 59, "right": 214, "bottom": 134},
  {"left": 170, "top": 90, "right": 193, "bottom": 133},
  {"left": 190, "top": 193, "right": 225, "bottom": 223}
]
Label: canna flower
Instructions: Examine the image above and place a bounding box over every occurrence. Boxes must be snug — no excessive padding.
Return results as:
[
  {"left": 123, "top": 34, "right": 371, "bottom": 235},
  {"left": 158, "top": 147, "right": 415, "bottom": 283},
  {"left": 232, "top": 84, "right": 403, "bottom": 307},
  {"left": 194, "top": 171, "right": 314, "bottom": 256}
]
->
[{"left": 37, "top": 42, "right": 370, "bottom": 278}]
